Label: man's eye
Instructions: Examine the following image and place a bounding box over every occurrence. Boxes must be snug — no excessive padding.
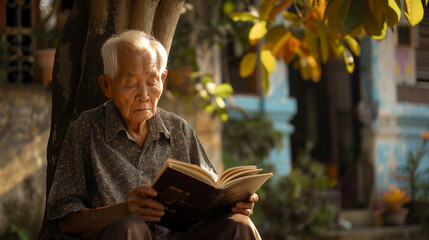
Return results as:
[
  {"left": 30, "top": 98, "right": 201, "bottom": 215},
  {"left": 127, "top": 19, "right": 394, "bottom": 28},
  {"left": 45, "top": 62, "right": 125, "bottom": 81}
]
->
[
  {"left": 124, "top": 79, "right": 137, "bottom": 87},
  {"left": 148, "top": 78, "right": 158, "bottom": 85}
]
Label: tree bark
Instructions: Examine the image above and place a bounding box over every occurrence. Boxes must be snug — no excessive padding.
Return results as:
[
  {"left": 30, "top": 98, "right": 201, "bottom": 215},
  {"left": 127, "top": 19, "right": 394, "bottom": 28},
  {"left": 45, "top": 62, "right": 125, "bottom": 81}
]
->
[{"left": 38, "top": 1, "right": 184, "bottom": 239}]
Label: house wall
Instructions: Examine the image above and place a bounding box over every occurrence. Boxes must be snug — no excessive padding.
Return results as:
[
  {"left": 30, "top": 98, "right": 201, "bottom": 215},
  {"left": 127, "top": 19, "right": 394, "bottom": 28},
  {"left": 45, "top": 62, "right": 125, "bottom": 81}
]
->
[
  {"left": 0, "top": 84, "right": 50, "bottom": 238},
  {"left": 360, "top": 33, "right": 429, "bottom": 197},
  {"left": 230, "top": 60, "right": 297, "bottom": 176}
]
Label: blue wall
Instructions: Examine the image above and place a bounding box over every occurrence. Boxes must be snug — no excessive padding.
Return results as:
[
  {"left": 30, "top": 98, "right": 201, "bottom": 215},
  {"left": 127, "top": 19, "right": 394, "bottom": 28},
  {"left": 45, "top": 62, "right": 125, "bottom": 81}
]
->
[
  {"left": 360, "top": 36, "right": 429, "bottom": 194},
  {"left": 230, "top": 61, "right": 297, "bottom": 176}
]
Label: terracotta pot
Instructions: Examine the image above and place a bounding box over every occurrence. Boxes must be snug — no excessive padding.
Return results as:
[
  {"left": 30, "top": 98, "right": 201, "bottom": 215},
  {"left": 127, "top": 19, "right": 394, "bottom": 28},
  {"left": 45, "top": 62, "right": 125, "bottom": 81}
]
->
[
  {"left": 382, "top": 208, "right": 409, "bottom": 226},
  {"left": 34, "top": 48, "right": 56, "bottom": 86}
]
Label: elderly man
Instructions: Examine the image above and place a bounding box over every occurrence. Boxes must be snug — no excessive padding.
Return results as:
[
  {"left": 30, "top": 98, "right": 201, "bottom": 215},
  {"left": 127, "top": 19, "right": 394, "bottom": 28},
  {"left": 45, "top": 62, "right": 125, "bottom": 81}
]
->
[{"left": 47, "top": 30, "right": 261, "bottom": 240}]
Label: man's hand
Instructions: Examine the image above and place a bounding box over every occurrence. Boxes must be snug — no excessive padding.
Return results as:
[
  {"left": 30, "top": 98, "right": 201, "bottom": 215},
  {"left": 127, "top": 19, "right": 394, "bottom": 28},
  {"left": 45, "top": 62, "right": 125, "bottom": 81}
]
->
[
  {"left": 126, "top": 185, "right": 165, "bottom": 222},
  {"left": 232, "top": 193, "right": 258, "bottom": 216}
]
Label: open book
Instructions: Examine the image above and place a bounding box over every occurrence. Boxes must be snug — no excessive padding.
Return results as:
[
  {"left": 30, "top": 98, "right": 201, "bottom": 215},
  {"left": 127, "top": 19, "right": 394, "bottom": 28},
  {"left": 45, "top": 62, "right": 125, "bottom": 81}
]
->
[{"left": 151, "top": 159, "right": 273, "bottom": 231}]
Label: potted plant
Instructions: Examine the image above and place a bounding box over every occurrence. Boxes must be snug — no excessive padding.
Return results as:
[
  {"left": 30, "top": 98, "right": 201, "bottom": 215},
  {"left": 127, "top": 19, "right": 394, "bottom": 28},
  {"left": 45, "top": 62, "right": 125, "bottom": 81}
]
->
[
  {"left": 379, "top": 185, "right": 411, "bottom": 226},
  {"left": 393, "top": 130, "right": 429, "bottom": 224},
  {"left": 32, "top": 0, "right": 61, "bottom": 86}
]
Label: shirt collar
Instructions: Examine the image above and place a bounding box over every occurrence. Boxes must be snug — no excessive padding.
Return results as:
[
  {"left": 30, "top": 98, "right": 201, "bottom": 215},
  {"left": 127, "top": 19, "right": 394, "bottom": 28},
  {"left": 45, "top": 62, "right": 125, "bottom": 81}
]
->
[{"left": 105, "top": 100, "right": 170, "bottom": 142}]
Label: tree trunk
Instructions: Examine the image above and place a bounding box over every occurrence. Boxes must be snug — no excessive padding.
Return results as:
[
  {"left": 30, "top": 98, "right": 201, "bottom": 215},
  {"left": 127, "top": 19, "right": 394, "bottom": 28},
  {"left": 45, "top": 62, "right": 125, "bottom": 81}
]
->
[{"left": 38, "top": 0, "right": 184, "bottom": 239}]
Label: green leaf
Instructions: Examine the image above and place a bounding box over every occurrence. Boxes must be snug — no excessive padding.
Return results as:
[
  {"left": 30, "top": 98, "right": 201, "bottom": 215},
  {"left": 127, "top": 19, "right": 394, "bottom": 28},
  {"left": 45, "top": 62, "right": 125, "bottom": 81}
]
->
[
  {"left": 404, "top": 0, "right": 424, "bottom": 26},
  {"left": 230, "top": 12, "right": 259, "bottom": 22},
  {"left": 213, "top": 83, "right": 234, "bottom": 98},
  {"left": 220, "top": 111, "right": 229, "bottom": 122},
  {"left": 249, "top": 21, "right": 267, "bottom": 44},
  {"left": 261, "top": 50, "right": 276, "bottom": 74},
  {"left": 202, "top": 75, "right": 211, "bottom": 84},
  {"left": 11, "top": 226, "right": 30, "bottom": 240},
  {"left": 342, "top": 0, "right": 364, "bottom": 33},
  {"left": 240, "top": 52, "right": 257, "bottom": 78},
  {"left": 291, "top": 24, "right": 305, "bottom": 40},
  {"left": 344, "top": 36, "right": 361, "bottom": 56},
  {"left": 204, "top": 104, "right": 215, "bottom": 112},
  {"left": 325, "top": 0, "right": 347, "bottom": 34},
  {"left": 363, "top": 1, "right": 387, "bottom": 39},
  {"left": 222, "top": 0, "right": 235, "bottom": 14}
]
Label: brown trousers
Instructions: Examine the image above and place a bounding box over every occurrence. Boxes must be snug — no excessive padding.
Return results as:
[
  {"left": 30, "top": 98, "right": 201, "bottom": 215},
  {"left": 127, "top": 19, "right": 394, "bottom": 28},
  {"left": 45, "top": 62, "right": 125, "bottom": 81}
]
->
[{"left": 82, "top": 213, "right": 261, "bottom": 240}]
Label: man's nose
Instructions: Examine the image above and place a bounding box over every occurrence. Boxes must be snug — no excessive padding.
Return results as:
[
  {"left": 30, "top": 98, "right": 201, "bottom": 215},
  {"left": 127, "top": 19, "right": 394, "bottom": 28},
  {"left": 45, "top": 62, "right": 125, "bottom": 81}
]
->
[{"left": 136, "top": 82, "right": 149, "bottom": 101}]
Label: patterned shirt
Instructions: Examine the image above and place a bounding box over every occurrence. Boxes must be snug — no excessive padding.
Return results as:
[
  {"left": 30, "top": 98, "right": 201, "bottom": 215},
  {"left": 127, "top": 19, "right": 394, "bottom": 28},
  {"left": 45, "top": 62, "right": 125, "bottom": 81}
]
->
[{"left": 47, "top": 99, "right": 215, "bottom": 220}]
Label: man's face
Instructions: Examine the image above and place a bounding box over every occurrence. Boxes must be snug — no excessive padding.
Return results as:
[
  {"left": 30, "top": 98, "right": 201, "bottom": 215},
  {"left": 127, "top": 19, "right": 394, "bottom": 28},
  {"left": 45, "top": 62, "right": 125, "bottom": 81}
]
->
[{"left": 109, "top": 55, "right": 164, "bottom": 128}]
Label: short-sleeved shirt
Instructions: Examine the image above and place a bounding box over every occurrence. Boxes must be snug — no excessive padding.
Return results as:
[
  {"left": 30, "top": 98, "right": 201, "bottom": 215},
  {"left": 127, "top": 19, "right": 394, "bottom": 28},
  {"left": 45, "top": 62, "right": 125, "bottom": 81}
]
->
[{"left": 47, "top": 99, "right": 215, "bottom": 220}]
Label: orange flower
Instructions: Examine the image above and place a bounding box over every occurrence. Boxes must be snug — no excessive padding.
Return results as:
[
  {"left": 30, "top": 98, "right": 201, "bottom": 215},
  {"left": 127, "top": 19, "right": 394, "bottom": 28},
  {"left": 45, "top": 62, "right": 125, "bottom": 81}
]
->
[
  {"left": 381, "top": 185, "right": 411, "bottom": 212},
  {"left": 421, "top": 131, "right": 429, "bottom": 140}
]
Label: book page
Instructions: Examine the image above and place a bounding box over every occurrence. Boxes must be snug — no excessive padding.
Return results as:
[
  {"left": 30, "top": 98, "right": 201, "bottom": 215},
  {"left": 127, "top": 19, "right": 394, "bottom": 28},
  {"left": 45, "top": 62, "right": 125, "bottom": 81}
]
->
[
  {"left": 165, "top": 159, "right": 217, "bottom": 187},
  {"left": 219, "top": 168, "right": 263, "bottom": 185},
  {"left": 218, "top": 165, "right": 257, "bottom": 184}
]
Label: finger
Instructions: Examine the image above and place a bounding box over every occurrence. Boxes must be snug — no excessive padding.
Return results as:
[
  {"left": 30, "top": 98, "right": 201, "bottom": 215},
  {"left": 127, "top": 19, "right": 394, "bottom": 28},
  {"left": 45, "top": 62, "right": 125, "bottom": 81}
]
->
[
  {"left": 235, "top": 201, "right": 254, "bottom": 210},
  {"left": 248, "top": 193, "right": 259, "bottom": 202},
  {"left": 135, "top": 185, "right": 158, "bottom": 197},
  {"left": 132, "top": 197, "right": 165, "bottom": 211},
  {"left": 132, "top": 206, "right": 165, "bottom": 217},
  {"left": 232, "top": 207, "right": 253, "bottom": 216},
  {"left": 140, "top": 215, "right": 163, "bottom": 223}
]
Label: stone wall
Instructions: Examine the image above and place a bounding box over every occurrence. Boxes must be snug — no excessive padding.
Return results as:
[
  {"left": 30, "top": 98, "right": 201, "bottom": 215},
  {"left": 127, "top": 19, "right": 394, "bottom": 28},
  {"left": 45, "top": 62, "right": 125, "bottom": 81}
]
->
[{"left": 0, "top": 84, "right": 51, "bottom": 239}]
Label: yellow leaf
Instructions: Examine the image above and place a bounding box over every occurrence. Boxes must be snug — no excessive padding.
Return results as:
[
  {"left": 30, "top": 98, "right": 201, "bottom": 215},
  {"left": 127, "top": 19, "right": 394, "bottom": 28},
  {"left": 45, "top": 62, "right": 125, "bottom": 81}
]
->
[
  {"left": 343, "top": 49, "right": 355, "bottom": 73},
  {"left": 305, "top": 27, "right": 318, "bottom": 57},
  {"left": 283, "top": 37, "right": 300, "bottom": 63},
  {"left": 314, "top": 0, "right": 328, "bottom": 19},
  {"left": 299, "top": 57, "right": 311, "bottom": 80},
  {"left": 317, "top": 25, "right": 329, "bottom": 63},
  {"left": 261, "top": 66, "right": 269, "bottom": 95},
  {"left": 283, "top": 11, "right": 301, "bottom": 23},
  {"left": 329, "top": 38, "right": 344, "bottom": 59},
  {"left": 259, "top": 2, "right": 275, "bottom": 21},
  {"left": 265, "top": 25, "right": 291, "bottom": 58},
  {"left": 249, "top": 21, "right": 267, "bottom": 45},
  {"left": 404, "top": 0, "right": 424, "bottom": 26},
  {"left": 239, "top": 52, "right": 257, "bottom": 78},
  {"left": 383, "top": 0, "right": 401, "bottom": 28},
  {"left": 305, "top": 56, "right": 321, "bottom": 82},
  {"left": 344, "top": 36, "right": 361, "bottom": 56},
  {"left": 261, "top": 50, "right": 276, "bottom": 74},
  {"left": 215, "top": 96, "right": 226, "bottom": 109},
  {"left": 269, "top": 0, "right": 293, "bottom": 22},
  {"left": 230, "top": 12, "right": 259, "bottom": 22}
]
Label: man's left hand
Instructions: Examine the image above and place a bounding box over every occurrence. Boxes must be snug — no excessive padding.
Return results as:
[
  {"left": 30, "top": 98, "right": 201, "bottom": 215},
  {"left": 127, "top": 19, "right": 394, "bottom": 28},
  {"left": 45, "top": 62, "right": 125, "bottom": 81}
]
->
[{"left": 232, "top": 193, "right": 258, "bottom": 216}]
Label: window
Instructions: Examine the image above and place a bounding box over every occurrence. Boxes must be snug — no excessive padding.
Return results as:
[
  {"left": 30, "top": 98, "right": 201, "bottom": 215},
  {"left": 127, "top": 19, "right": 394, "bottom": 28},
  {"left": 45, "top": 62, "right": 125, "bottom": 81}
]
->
[
  {"left": 396, "top": 10, "right": 429, "bottom": 104},
  {"left": 1, "top": 0, "right": 35, "bottom": 83}
]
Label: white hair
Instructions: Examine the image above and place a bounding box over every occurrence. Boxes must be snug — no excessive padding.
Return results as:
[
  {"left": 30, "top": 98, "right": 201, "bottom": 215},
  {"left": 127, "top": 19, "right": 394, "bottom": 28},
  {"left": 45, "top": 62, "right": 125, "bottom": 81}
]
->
[{"left": 101, "top": 30, "right": 168, "bottom": 79}]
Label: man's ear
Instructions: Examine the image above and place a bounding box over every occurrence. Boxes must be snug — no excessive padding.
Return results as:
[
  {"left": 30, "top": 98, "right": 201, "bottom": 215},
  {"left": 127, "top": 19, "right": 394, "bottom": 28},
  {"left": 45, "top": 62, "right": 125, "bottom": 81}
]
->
[
  {"left": 161, "top": 70, "right": 168, "bottom": 84},
  {"left": 98, "top": 75, "right": 113, "bottom": 98}
]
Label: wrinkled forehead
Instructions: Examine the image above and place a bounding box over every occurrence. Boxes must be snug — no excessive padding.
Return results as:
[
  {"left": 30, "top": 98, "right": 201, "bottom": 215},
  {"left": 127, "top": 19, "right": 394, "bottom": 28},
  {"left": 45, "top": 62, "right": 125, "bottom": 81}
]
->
[{"left": 116, "top": 41, "right": 161, "bottom": 77}]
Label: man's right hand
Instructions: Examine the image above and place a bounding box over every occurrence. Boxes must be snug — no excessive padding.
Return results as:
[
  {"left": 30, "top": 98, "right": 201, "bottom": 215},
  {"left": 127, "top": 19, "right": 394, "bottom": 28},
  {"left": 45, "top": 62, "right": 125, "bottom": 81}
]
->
[{"left": 126, "top": 185, "right": 165, "bottom": 222}]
